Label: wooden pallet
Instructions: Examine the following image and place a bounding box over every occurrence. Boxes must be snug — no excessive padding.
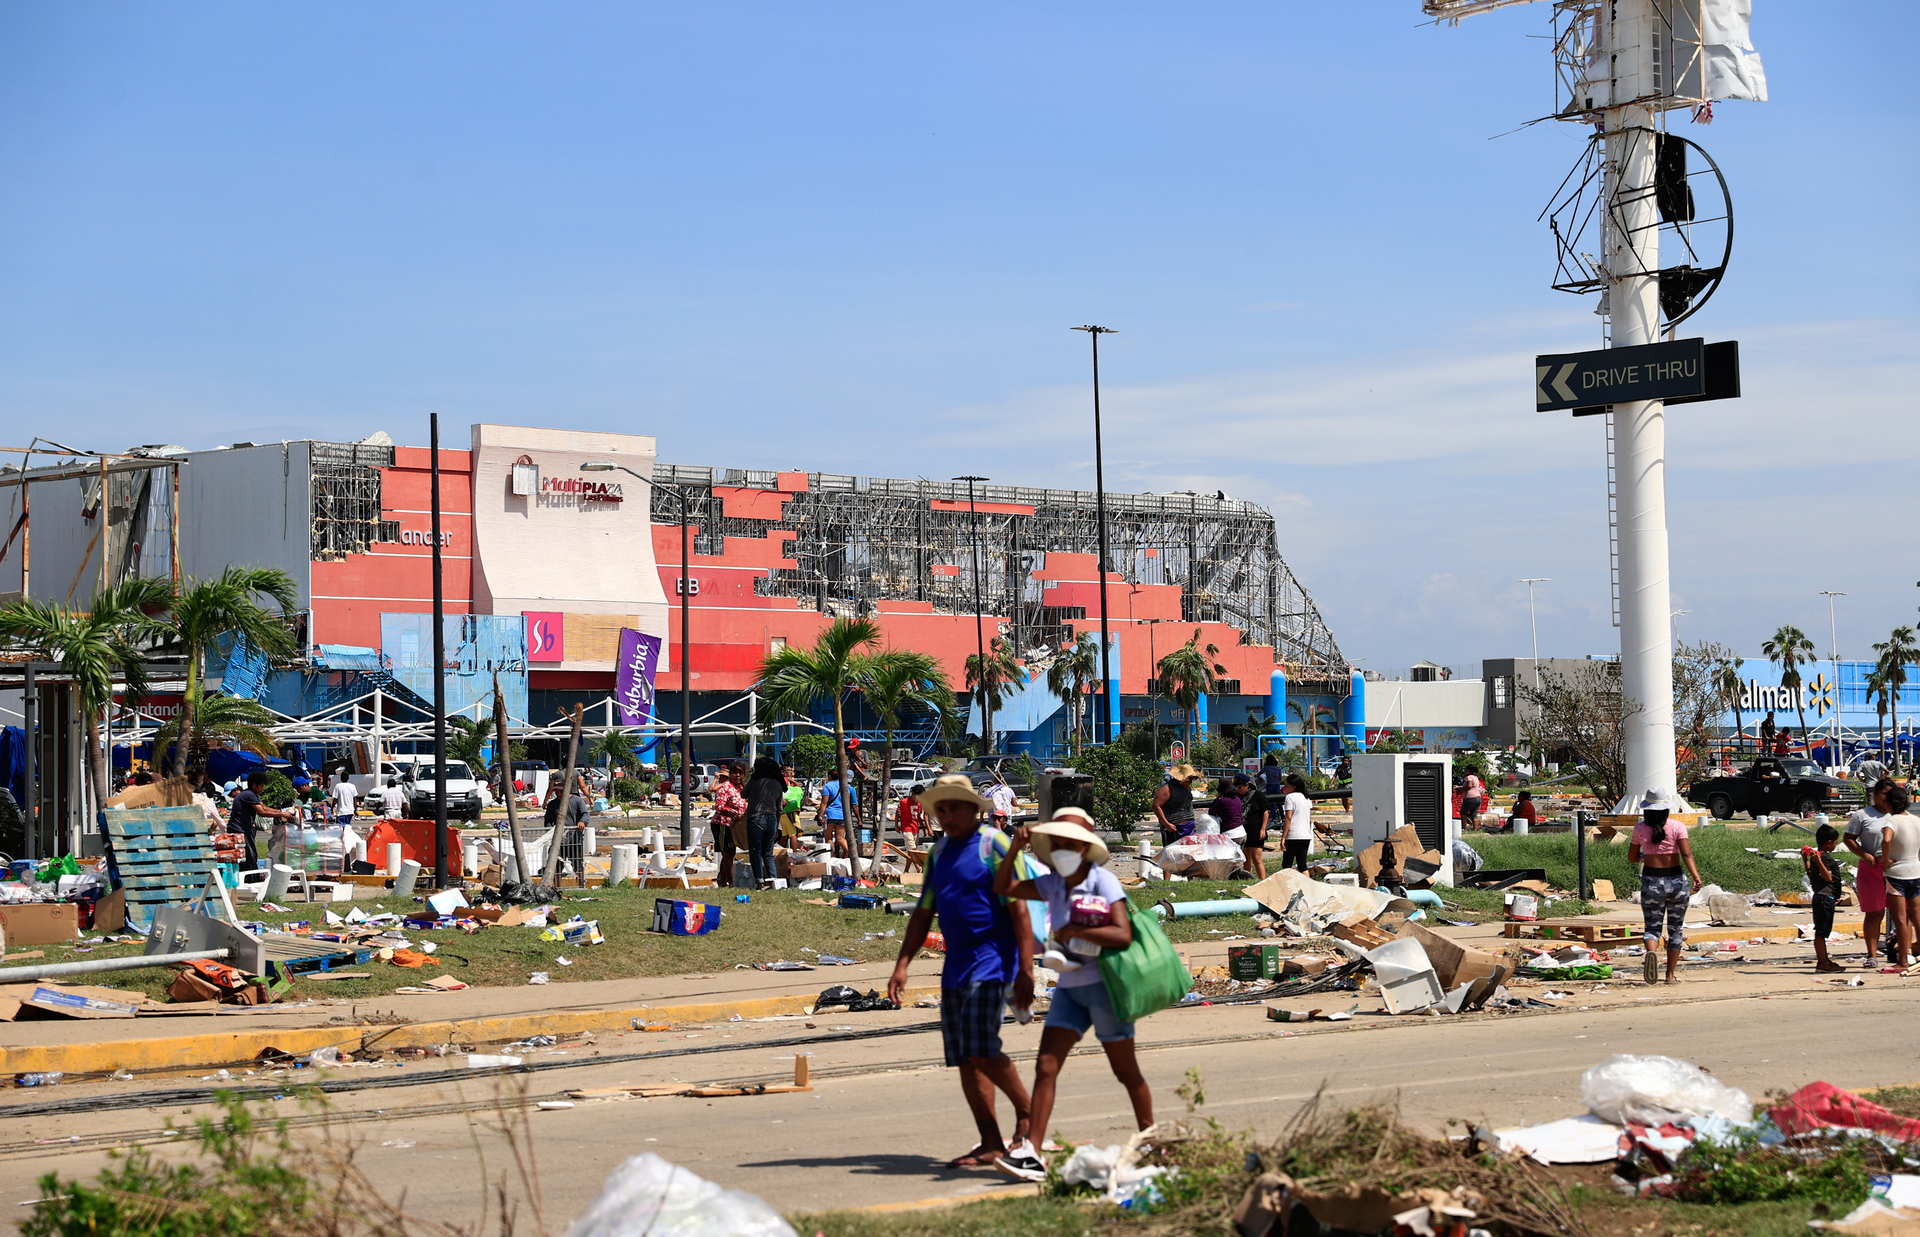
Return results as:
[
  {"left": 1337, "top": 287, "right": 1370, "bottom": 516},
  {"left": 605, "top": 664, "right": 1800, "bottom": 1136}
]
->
[
  {"left": 102, "top": 806, "right": 222, "bottom": 925},
  {"left": 260, "top": 932, "right": 376, "bottom": 974},
  {"left": 1502, "top": 921, "right": 1635, "bottom": 943}
]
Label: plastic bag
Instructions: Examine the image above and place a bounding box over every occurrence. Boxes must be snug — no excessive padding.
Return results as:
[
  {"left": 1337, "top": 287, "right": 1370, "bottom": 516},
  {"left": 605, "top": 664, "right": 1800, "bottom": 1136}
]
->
[
  {"left": 562, "top": 1152, "right": 797, "bottom": 1237},
  {"left": 1159, "top": 834, "right": 1245, "bottom": 877},
  {"left": 1579, "top": 1054, "right": 1753, "bottom": 1128}
]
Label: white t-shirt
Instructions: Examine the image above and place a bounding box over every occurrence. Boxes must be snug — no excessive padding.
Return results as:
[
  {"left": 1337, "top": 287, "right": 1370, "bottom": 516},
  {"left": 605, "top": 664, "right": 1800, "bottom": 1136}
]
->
[
  {"left": 1034, "top": 864, "right": 1127, "bottom": 989},
  {"left": 332, "top": 781, "right": 359, "bottom": 816},
  {"left": 989, "top": 784, "right": 1016, "bottom": 817},
  {"left": 1282, "top": 791, "right": 1314, "bottom": 841},
  {"left": 1883, "top": 813, "right": 1920, "bottom": 881},
  {"left": 1846, "top": 807, "right": 1887, "bottom": 861},
  {"left": 380, "top": 784, "right": 407, "bottom": 817}
]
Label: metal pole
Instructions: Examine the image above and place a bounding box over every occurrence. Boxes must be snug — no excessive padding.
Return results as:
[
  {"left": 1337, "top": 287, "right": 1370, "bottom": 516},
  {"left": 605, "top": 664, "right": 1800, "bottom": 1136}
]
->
[
  {"left": 1605, "top": 1, "right": 1675, "bottom": 808},
  {"left": 1520, "top": 578, "right": 1549, "bottom": 693},
  {"left": 1820, "top": 591, "right": 1846, "bottom": 769},
  {"left": 429, "top": 414, "right": 448, "bottom": 888},
  {"left": 0, "top": 948, "right": 231, "bottom": 985},
  {"left": 1075, "top": 325, "right": 1117, "bottom": 745},
  {"left": 22, "top": 660, "right": 35, "bottom": 860},
  {"left": 679, "top": 487, "right": 692, "bottom": 851},
  {"left": 955, "top": 475, "right": 989, "bottom": 754},
  {"left": 1576, "top": 809, "right": 1589, "bottom": 902}
]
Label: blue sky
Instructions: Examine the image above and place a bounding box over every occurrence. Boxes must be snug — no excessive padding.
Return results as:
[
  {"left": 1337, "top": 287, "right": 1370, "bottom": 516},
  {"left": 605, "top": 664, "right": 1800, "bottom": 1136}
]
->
[{"left": 1, "top": 3, "right": 1913, "bottom": 673}]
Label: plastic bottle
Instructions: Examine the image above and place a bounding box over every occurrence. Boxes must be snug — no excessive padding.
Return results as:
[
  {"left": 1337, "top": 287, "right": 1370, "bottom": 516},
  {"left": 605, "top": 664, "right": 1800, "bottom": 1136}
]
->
[{"left": 16, "top": 1072, "right": 63, "bottom": 1087}]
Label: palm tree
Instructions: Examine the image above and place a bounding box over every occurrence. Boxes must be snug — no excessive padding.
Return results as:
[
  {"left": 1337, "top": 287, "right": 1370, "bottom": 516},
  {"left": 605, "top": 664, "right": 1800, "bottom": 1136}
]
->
[
  {"left": 165, "top": 567, "right": 299, "bottom": 776},
  {"left": 1873, "top": 626, "right": 1918, "bottom": 774},
  {"left": 1713, "top": 655, "right": 1746, "bottom": 755},
  {"left": 1866, "top": 665, "right": 1893, "bottom": 774},
  {"left": 590, "top": 727, "right": 638, "bottom": 776},
  {"left": 1288, "top": 700, "right": 1339, "bottom": 766},
  {"left": 1044, "top": 632, "right": 1100, "bottom": 757},
  {"left": 964, "top": 636, "right": 1022, "bottom": 756},
  {"left": 758, "top": 617, "right": 881, "bottom": 880},
  {"left": 1762, "top": 624, "right": 1816, "bottom": 746},
  {"left": 1156, "top": 629, "right": 1224, "bottom": 754},
  {"left": 0, "top": 577, "right": 174, "bottom": 830},
  {"left": 149, "top": 687, "right": 282, "bottom": 769},
  {"left": 446, "top": 714, "right": 491, "bottom": 774},
  {"left": 856, "top": 649, "right": 954, "bottom": 820}
]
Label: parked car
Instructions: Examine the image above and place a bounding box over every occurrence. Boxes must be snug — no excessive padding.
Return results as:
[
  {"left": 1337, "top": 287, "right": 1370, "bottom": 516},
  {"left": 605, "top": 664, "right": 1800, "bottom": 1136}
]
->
[
  {"left": 1686, "top": 756, "right": 1864, "bottom": 821},
  {"left": 887, "top": 764, "right": 942, "bottom": 796},
  {"left": 960, "top": 756, "right": 1034, "bottom": 798},
  {"left": 401, "top": 760, "right": 487, "bottom": 822}
]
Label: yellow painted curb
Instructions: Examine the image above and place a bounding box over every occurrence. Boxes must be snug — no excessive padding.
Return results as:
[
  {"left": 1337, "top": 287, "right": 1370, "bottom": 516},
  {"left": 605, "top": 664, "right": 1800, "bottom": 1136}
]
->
[
  {"left": 849, "top": 1184, "right": 1042, "bottom": 1214},
  {"left": 0, "top": 984, "right": 947, "bottom": 1078}
]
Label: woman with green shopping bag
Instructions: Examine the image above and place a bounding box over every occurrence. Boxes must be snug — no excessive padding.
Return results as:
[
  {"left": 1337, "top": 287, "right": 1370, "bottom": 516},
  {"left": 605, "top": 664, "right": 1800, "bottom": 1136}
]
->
[{"left": 990, "top": 807, "right": 1158, "bottom": 1182}]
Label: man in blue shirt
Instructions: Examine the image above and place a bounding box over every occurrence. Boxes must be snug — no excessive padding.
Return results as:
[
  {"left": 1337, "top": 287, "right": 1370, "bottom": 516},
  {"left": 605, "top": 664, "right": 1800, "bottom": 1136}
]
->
[
  {"left": 888, "top": 774, "right": 1035, "bottom": 1169},
  {"left": 817, "top": 774, "right": 859, "bottom": 857}
]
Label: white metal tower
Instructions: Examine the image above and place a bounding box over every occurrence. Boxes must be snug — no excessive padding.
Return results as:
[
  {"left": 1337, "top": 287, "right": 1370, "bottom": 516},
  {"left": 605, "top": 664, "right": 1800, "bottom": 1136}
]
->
[{"left": 1424, "top": 0, "right": 1765, "bottom": 807}]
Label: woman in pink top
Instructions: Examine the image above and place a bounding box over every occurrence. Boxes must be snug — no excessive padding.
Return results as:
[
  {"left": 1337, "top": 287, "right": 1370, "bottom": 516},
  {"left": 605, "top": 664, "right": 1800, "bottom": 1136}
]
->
[
  {"left": 1460, "top": 772, "right": 1486, "bottom": 827},
  {"left": 1626, "top": 788, "right": 1704, "bottom": 984}
]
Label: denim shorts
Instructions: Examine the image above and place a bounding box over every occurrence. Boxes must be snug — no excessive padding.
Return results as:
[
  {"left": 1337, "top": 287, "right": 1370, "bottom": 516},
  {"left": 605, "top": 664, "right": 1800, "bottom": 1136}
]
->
[
  {"left": 1888, "top": 875, "right": 1920, "bottom": 900},
  {"left": 1044, "top": 979, "right": 1135, "bottom": 1043}
]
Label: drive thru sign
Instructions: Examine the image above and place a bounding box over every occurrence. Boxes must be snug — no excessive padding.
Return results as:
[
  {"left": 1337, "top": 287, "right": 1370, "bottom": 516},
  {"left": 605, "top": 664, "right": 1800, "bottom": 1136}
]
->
[{"left": 1535, "top": 338, "right": 1704, "bottom": 411}]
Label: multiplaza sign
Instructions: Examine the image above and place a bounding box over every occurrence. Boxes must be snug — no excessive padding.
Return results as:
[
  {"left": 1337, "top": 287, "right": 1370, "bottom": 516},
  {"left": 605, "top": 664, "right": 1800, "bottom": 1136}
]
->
[{"left": 538, "top": 475, "right": 623, "bottom": 506}]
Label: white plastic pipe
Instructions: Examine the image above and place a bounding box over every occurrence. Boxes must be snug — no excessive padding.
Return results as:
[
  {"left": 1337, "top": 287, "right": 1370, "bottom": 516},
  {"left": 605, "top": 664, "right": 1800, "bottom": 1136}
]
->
[
  {"left": 462, "top": 839, "right": 480, "bottom": 876},
  {"left": 609, "top": 845, "right": 639, "bottom": 886},
  {"left": 262, "top": 864, "right": 294, "bottom": 903},
  {"left": 584, "top": 826, "right": 597, "bottom": 858},
  {"left": 386, "top": 842, "right": 403, "bottom": 877},
  {"left": 394, "top": 859, "right": 422, "bottom": 898},
  {"left": 0, "top": 949, "right": 231, "bottom": 984}
]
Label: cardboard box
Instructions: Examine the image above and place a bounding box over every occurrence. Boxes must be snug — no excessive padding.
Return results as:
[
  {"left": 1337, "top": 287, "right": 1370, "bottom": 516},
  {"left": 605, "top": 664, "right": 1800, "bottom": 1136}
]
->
[
  {"left": 0, "top": 903, "right": 81, "bottom": 946},
  {"left": 1397, "top": 920, "right": 1514, "bottom": 992},
  {"left": 787, "top": 862, "right": 829, "bottom": 880},
  {"left": 1228, "top": 943, "right": 1284, "bottom": 981}
]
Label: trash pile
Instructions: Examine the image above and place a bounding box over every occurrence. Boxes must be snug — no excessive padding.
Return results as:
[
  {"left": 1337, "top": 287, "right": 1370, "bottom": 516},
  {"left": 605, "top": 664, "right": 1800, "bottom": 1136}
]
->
[
  {"left": 1490, "top": 1055, "right": 1920, "bottom": 1227},
  {"left": 1219, "top": 870, "right": 1528, "bottom": 1019}
]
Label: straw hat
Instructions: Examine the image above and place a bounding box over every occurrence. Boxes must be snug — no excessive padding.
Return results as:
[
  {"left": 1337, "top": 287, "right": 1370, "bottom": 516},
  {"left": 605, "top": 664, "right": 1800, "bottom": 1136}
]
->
[
  {"left": 918, "top": 774, "right": 990, "bottom": 812},
  {"left": 1030, "top": 809, "right": 1110, "bottom": 868},
  {"left": 1167, "top": 763, "right": 1200, "bottom": 782}
]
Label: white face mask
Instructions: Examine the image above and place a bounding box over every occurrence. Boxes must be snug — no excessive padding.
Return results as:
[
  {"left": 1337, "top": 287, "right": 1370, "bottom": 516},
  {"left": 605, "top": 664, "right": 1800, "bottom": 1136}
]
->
[{"left": 1050, "top": 850, "right": 1084, "bottom": 878}]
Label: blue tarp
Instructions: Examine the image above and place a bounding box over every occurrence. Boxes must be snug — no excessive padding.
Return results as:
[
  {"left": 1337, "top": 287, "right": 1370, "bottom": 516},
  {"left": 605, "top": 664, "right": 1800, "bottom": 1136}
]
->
[
  {"left": 212, "top": 634, "right": 273, "bottom": 702},
  {"left": 314, "top": 645, "right": 386, "bottom": 672},
  {"left": 0, "top": 725, "right": 25, "bottom": 811},
  {"left": 381, "top": 613, "right": 527, "bottom": 721},
  {"left": 965, "top": 672, "right": 1065, "bottom": 737}
]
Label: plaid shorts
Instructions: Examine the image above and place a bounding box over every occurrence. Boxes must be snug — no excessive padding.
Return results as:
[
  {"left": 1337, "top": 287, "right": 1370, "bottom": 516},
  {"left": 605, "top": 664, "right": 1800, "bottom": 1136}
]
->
[{"left": 940, "top": 981, "right": 1007, "bottom": 1067}]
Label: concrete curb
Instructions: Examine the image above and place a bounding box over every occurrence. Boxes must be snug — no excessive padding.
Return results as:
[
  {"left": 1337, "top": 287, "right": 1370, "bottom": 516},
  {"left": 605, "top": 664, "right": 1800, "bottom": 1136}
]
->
[{"left": 0, "top": 984, "right": 948, "bottom": 1078}]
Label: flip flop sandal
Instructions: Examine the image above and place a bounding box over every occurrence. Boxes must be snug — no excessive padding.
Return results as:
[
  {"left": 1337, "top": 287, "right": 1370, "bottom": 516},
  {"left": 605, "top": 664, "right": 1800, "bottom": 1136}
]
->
[{"left": 946, "top": 1146, "right": 1004, "bottom": 1169}]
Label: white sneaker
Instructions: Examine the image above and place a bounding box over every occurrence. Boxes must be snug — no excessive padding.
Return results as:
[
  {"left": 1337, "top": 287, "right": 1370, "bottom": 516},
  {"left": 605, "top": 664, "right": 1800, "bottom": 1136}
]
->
[{"left": 1040, "top": 947, "right": 1082, "bottom": 972}]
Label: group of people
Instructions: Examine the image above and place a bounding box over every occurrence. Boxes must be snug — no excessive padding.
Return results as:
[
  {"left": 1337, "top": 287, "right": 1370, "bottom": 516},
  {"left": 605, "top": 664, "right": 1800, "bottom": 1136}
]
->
[
  {"left": 1626, "top": 775, "right": 1920, "bottom": 981},
  {"left": 1148, "top": 757, "right": 1317, "bottom": 875},
  {"left": 886, "top": 775, "right": 1151, "bottom": 1182},
  {"left": 706, "top": 757, "right": 813, "bottom": 887}
]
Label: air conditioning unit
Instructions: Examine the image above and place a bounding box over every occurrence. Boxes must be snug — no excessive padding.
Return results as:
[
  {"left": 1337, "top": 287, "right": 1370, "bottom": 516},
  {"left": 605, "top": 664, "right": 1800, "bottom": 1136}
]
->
[{"left": 1350, "top": 752, "right": 1455, "bottom": 887}]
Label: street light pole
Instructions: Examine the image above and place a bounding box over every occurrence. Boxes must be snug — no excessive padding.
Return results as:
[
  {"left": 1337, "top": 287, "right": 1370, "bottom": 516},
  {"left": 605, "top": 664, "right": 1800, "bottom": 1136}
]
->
[
  {"left": 1073, "top": 325, "right": 1117, "bottom": 745},
  {"left": 1518, "top": 578, "right": 1550, "bottom": 694},
  {"left": 585, "top": 461, "right": 694, "bottom": 848},
  {"left": 1820, "top": 590, "right": 1847, "bottom": 768},
  {"left": 429, "top": 414, "right": 448, "bottom": 889},
  {"left": 955, "top": 476, "right": 990, "bottom": 755}
]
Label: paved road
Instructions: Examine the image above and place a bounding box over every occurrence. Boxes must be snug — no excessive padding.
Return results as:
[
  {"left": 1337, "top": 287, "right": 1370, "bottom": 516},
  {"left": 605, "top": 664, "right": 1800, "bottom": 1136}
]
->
[{"left": 1, "top": 967, "right": 1907, "bottom": 1231}]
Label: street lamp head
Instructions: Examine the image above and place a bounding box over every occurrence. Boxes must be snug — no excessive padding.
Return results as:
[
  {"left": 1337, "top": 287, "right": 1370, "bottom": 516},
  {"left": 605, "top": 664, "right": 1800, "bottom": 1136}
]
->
[
  {"left": 580, "top": 461, "right": 615, "bottom": 472},
  {"left": 952, "top": 475, "right": 988, "bottom": 483},
  {"left": 1072, "top": 325, "right": 1117, "bottom": 335}
]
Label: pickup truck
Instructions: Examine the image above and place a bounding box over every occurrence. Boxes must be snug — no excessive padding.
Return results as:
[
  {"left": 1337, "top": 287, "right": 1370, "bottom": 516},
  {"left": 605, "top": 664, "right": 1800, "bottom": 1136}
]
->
[{"left": 1686, "top": 757, "right": 1864, "bottom": 821}]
